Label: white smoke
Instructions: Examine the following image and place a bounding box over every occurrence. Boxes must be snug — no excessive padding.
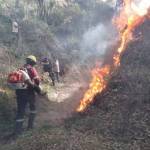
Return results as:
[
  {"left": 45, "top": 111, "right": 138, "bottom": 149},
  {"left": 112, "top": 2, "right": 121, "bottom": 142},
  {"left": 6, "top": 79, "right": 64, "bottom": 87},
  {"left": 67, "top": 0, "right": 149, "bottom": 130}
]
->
[
  {"left": 98, "top": 0, "right": 116, "bottom": 6},
  {"left": 131, "top": 0, "right": 150, "bottom": 16},
  {"left": 80, "top": 23, "right": 117, "bottom": 63}
]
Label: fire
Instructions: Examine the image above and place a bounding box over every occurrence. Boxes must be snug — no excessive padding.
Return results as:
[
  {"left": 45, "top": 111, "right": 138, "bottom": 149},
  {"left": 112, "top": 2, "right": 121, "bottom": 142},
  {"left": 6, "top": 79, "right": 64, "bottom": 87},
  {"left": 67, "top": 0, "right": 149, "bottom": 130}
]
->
[
  {"left": 77, "top": 0, "right": 150, "bottom": 112},
  {"left": 77, "top": 65, "right": 110, "bottom": 112}
]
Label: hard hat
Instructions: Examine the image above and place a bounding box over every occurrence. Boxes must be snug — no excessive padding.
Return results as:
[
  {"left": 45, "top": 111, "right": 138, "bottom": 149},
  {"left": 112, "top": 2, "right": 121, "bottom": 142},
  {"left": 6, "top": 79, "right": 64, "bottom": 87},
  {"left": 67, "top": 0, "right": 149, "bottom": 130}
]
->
[{"left": 27, "top": 55, "right": 37, "bottom": 63}]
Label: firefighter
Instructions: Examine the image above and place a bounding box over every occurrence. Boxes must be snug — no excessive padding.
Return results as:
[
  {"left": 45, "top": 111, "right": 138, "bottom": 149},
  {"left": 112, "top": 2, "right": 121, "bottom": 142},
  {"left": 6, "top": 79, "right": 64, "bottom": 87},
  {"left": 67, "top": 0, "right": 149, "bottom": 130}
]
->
[
  {"left": 14, "top": 55, "right": 43, "bottom": 135},
  {"left": 54, "top": 58, "right": 60, "bottom": 83},
  {"left": 42, "top": 58, "right": 55, "bottom": 86},
  {"left": 12, "top": 20, "right": 19, "bottom": 34}
]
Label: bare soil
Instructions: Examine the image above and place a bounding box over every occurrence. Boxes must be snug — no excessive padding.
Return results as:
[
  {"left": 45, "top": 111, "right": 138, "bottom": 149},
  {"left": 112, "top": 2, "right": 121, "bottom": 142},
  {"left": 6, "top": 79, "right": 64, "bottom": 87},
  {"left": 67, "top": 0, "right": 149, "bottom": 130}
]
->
[{"left": 36, "top": 81, "right": 85, "bottom": 126}]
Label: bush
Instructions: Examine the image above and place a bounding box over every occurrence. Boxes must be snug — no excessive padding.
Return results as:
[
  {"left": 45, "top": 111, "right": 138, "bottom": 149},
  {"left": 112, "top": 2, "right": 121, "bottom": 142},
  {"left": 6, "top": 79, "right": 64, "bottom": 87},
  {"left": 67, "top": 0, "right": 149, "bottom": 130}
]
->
[{"left": 0, "top": 89, "right": 15, "bottom": 135}]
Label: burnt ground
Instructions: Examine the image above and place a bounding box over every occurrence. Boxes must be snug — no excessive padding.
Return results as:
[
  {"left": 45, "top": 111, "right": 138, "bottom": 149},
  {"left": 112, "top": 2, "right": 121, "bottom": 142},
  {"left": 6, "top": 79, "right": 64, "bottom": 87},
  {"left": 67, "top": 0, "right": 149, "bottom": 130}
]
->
[{"left": 64, "top": 20, "right": 150, "bottom": 149}]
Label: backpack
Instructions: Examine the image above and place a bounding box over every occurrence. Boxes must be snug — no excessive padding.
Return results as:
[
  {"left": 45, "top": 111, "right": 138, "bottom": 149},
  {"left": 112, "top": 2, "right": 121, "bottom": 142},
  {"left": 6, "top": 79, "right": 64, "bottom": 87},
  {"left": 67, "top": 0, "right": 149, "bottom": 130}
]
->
[{"left": 7, "top": 69, "right": 30, "bottom": 90}]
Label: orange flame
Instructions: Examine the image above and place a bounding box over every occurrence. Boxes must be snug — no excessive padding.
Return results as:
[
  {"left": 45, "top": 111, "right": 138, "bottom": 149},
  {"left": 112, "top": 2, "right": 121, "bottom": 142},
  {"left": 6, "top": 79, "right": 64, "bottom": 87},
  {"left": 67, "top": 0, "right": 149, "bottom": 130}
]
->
[
  {"left": 77, "top": 65, "right": 110, "bottom": 112},
  {"left": 77, "top": 0, "right": 149, "bottom": 112}
]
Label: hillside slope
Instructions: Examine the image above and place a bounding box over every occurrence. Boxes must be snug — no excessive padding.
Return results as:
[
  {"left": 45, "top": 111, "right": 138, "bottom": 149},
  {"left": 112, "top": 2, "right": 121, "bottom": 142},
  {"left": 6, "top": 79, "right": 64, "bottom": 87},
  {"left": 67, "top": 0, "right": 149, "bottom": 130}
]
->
[{"left": 0, "top": 16, "right": 150, "bottom": 150}]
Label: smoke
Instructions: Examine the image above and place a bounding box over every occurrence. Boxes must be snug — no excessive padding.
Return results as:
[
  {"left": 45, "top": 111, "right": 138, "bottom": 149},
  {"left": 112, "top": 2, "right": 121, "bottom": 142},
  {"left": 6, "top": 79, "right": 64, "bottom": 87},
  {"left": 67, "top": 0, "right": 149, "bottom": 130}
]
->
[
  {"left": 80, "top": 22, "right": 117, "bottom": 65},
  {"left": 79, "top": 0, "right": 150, "bottom": 65},
  {"left": 96, "top": 0, "right": 116, "bottom": 6},
  {"left": 131, "top": 0, "right": 150, "bottom": 16}
]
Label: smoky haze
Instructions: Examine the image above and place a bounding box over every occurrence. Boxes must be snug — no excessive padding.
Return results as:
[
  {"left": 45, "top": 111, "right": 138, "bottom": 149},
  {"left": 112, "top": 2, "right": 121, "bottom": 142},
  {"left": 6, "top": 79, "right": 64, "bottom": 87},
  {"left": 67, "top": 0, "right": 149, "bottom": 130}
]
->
[
  {"left": 80, "top": 23, "right": 117, "bottom": 64},
  {"left": 77, "top": 1, "right": 117, "bottom": 67}
]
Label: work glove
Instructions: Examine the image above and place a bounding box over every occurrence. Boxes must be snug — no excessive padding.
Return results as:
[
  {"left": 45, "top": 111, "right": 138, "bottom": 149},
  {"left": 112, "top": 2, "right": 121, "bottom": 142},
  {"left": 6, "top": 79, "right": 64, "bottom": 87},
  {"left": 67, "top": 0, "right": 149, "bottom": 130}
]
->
[
  {"left": 33, "top": 85, "right": 42, "bottom": 95},
  {"left": 25, "top": 80, "right": 46, "bottom": 96},
  {"left": 34, "top": 85, "right": 47, "bottom": 96},
  {"left": 40, "top": 91, "right": 47, "bottom": 96}
]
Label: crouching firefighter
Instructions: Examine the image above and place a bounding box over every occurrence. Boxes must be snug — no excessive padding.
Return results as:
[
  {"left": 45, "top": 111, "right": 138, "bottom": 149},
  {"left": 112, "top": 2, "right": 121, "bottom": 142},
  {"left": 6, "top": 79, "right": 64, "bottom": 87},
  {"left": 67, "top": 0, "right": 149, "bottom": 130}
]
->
[{"left": 8, "top": 55, "right": 45, "bottom": 135}]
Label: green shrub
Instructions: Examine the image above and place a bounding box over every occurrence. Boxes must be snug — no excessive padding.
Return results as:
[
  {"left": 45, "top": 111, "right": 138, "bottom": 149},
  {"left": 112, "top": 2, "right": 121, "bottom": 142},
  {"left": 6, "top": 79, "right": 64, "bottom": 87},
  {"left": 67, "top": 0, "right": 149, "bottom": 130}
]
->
[{"left": 0, "top": 90, "right": 15, "bottom": 134}]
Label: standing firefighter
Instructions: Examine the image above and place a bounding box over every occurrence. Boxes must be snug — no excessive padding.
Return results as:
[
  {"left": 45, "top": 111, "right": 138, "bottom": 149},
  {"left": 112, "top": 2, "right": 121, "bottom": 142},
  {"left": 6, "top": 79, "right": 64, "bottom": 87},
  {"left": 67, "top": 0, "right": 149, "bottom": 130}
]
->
[
  {"left": 42, "top": 58, "right": 55, "bottom": 86},
  {"left": 12, "top": 21, "right": 19, "bottom": 34},
  {"left": 12, "top": 20, "right": 19, "bottom": 46},
  {"left": 8, "top": 55, "right": 44, "bottom": 135},
  {"left": 54, "top": 58, "right": 60, "bottom": 83}
]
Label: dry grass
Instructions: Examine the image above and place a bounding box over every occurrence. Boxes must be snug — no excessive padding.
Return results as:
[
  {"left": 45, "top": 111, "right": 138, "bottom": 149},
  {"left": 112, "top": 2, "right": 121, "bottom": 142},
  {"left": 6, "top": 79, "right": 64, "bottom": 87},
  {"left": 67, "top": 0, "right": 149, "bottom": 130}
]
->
[{"left": 0, "top": 20, "right": 150, "bottom": 150}]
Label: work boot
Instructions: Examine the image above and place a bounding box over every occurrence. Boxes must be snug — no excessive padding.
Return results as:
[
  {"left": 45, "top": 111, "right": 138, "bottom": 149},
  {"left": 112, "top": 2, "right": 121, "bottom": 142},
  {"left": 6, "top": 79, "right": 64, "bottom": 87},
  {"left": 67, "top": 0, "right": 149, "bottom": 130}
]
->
[
  {"left": 52, "top": 80, "right": 55, "bottom": 86},
  {"left": 27, "top": 113, "right": 36, "bottom": 130},
  {"left": 3, "top": 121, "right": 23, "bottom": 141}
]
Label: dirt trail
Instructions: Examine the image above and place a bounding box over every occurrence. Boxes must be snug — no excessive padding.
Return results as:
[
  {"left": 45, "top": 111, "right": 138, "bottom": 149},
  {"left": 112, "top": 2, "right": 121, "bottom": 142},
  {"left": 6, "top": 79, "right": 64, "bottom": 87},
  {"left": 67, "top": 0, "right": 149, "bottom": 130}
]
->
[{"left": 36, "top": 81, "right": 85, "bottom": 127}]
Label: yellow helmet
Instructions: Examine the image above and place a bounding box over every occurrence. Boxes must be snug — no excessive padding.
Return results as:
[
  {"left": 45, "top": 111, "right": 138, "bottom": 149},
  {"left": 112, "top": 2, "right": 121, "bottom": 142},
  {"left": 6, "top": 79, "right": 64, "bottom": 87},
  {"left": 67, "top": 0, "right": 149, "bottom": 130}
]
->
[{"left": 27, "top": 55, "right": 37, "bottom": 63}]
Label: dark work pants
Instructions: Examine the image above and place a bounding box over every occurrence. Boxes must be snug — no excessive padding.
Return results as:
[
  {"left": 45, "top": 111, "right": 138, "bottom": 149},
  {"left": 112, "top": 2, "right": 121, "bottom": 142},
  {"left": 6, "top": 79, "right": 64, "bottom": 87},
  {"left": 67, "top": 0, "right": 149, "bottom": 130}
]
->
[
  {"left": 55, "top": 72, "right": 60, "bottom": 82},
  {"left": 49, "top": 72, "right": 55, "bottom": 86},
  {"left": 15, "top": 89, "right": 36, "bottom": 122}
]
